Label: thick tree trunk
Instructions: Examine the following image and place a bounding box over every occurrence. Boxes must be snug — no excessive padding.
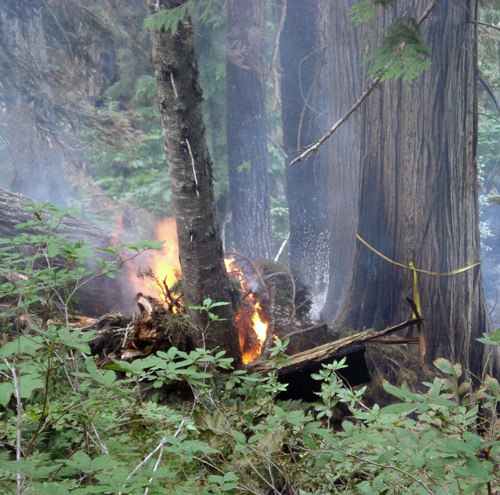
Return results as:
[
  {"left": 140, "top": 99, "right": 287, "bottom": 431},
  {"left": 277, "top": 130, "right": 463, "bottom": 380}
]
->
[
  {"left": 334, "top": 0, "right": 497, "bottom": 378},
  {"left": 226, "top": 0, "right": 272, "bottom": 259},
  {"left": 280, "top": 0, "right": 331, "bottom": 316},
  {"left": 322, "top": 0, "right": 362, "bottom": 324},
  {"left": 147, "top": 0, "right": 242, "bottom": 366}
]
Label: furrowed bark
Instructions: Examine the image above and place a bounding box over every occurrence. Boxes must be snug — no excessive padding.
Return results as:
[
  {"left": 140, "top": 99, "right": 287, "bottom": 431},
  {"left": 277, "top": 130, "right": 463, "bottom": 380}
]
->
[
  {"left": 334, "top": 0, "right": 498, "bottom": 378},
  {"left": 226, "top": 0, "right": 272, "bottom": 259},
  {"left": 280, "top": 0, "right": 331, "bottom": 314}
]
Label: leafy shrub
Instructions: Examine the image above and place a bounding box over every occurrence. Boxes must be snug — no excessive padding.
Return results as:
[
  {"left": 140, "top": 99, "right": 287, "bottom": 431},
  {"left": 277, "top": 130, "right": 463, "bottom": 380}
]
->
[{"left": 2, "top": 205, "right": 500, "bottom": 494}]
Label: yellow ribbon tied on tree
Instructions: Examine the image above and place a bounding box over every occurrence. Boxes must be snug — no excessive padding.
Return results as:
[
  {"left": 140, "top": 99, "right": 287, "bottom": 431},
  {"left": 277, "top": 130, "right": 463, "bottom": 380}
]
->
[{"left": 356, "top": 234, "right": 481, "bottom": 319}]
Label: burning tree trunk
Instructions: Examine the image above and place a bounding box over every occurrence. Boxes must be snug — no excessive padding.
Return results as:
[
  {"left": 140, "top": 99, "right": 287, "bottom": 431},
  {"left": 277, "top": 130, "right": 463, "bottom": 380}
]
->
[
  {"left": 280, "top": 0, "right": 331, "bottom": 315},
  {"left": 226, "top": 0, "right": 273, "bottom": 259},
  {"left": 334, "top": 0, "right": 498, "bottom": 378},
  {"left": 147, "top": 0, "right": 242, "bottom": 366}
]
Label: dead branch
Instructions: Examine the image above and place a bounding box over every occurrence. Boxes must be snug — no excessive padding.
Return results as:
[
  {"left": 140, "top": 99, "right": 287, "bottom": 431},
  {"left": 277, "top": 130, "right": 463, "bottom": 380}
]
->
[
  {"left": 248, "top": 317, "right": 422, "bottom": 374},
  {"left": 289, "top": 0, "right": 442, "bottom": 167}
]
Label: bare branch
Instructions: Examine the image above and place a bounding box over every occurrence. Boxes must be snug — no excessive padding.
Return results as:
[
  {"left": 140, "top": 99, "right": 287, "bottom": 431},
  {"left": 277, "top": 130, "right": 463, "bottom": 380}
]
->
[{"left": 289, "top": 0, "right": 442, "bottom": 167}]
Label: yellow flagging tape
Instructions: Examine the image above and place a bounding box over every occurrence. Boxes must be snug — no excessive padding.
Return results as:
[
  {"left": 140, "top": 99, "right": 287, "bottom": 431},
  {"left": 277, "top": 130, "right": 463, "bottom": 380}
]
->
[{"left": 356, "top": 234, "right": 481, "bottom": 319}]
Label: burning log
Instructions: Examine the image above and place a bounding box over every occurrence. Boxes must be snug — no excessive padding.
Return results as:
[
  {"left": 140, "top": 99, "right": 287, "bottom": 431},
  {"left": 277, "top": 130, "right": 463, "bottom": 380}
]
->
[
  {"left": 86, "top": 313, "right": 134, "bottom": 363},
  {"left": 0, "top": 186, "right": 134, "bottom": 316},
  {"left": 86, "top": 295, "right": 189, "bottom": 363},
  {"left": 118, "top": 293, "right": 189, "bottom": 359}
]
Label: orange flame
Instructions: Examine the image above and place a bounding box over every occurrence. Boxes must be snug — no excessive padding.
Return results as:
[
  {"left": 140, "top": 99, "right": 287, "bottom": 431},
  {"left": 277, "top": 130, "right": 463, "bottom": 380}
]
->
[
  {"left": 128, "top": 217, "right": 181, "bottom": 298},
  {"left": 225, "top": 258, "right": 269, "bottom": 364},
  {"left": 129, "top": 219, "right": 268, "bottom": 363},
  {"left": 252, "top": 302, "right": 268, "bottom": 343}
]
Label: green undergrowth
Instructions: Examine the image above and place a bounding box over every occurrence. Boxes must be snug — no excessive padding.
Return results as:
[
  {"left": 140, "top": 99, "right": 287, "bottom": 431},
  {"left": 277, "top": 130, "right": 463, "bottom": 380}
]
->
[{"left": 2, "top": 204, "right": 500, "bottom": 494}]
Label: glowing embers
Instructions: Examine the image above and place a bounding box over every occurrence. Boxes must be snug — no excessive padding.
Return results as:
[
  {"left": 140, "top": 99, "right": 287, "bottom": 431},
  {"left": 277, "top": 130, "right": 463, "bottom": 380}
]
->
[{"left": 225, "top": 258, "right": 269, "bottom": 364}]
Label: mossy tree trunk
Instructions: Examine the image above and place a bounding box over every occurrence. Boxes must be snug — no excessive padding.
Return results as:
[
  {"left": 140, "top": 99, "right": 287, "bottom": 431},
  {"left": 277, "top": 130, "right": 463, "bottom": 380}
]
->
[{"left": 146, "top": 0, "right": 242, "bottom": 366}]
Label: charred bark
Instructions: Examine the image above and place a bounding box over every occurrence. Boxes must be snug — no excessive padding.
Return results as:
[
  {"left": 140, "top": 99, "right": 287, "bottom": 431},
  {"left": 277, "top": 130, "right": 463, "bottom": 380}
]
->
[
  {"left": 226, "top": 0, "right": 272, "bottom": 259},
  {"left": 334, "top": 0, "right": 497, "bottom": 378},
  {"left": 280, "top": 0, "right": 331, "bottom": 314},
  {"left": 147, "top": 0, "right": 242, "bottom": 366}
]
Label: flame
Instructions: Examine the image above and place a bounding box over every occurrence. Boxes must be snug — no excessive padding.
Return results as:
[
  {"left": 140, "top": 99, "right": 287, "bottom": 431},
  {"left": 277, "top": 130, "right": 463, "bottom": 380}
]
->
[
  {"left": 225, "top": 257, "right": 269, "bottom": 364},
  {"left": 129, "top": 219, "right": 268, "bottom": 363},
  {"left": 128, "top": 217, "right": 181, "bottom": 298},
  {"left": 252, "top": 302, "right": 267, "bottom": 342}
]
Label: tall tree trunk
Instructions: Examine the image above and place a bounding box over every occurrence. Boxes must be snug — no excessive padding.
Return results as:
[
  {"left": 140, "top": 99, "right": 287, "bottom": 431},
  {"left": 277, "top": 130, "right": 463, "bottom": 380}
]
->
[
  {"left": 334, "top": 0, "right": 497, "bottom": 377},
  {"left": 147, "top": 0, "right": 242, "bottom": 366},
  {"left": 322, "top": 0, "right": 362, "bottom": 324},
  {"left": 280, "top": 0, "right": 331, "bottom": 317},
  {"left": 226, "top": 0, "right": 272, "bottom": 259}
]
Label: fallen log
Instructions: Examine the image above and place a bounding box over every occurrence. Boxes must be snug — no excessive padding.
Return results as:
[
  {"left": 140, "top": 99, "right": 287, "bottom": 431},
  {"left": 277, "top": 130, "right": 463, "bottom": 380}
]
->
[
  {"left": 0, "top": 187, "right": 138, "bottom": 316},
  {"left": 247, "top": 318, "right": 423, "bottom": 401},
  {"left": 82, "top": 294, "right": 423, "bottom": 404}
]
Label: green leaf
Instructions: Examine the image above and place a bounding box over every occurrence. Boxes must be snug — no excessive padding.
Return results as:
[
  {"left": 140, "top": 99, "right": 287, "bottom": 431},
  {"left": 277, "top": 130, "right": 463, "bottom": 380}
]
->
[
  {"left": 380, "top": 402, "right": 416, "bottom": 415},
  {"left": 231, "top": 430, "right": 246, "bottom": 444},
  {"left": 377, "top": 449, "right": 396, "bottom": 464},
  {"left": 342, "top": 420, "right": 354, "bottom": 435},
  {"left": 302, "top": 434, "right": 317, "bottom": 450},
  {"left": 434, "top": 358, "right": 454, "bottom": 375},
  {"left": 209, "top": 302, "right": 230, "bottom": 308},
  {"left": 484, "top": 375, "right": 500, "bottom": 394},
  {"left": 428, "top": 397, "right": 457, "bottom": 408},
  {"left": 66, "top": 450, "right": 92, "bottom": 472},
  {"left": 350, "top": 0, "right": 374, "bottom": 26},
  {"left": 143, "top": 1, "right": 197, "bottom": 36},
  {"left": 382, "top": 381, "right": 416, "bottom": 401},
  {"left": 0, "top": 382, "right": 14, "bottom": 406},
  {"left": 19, "top": 375, "right": 44, "bottom": 399},
  {"left": 0, "top": 336, "right": 43, "bottom": 358},
  {"left": 466, "top": 456, "right": 491, "bottom": 481},
  {"left": 487, "top": 328, "right": 500, "bottom": 342},
  {"left": 237, "top": 161, "right": 252, "bottom": 173},
  {"left": 462, "top": 431, "right": 482, "bottom": 452},
  {"left": 316, "top": 454, "right": 333, "bottom": 469},
  {"left": 363, "top": 16, "right": 430, "bottom": 82},
  {"left": 411, "top": 453, "right": 426, "bottom": 469}
]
